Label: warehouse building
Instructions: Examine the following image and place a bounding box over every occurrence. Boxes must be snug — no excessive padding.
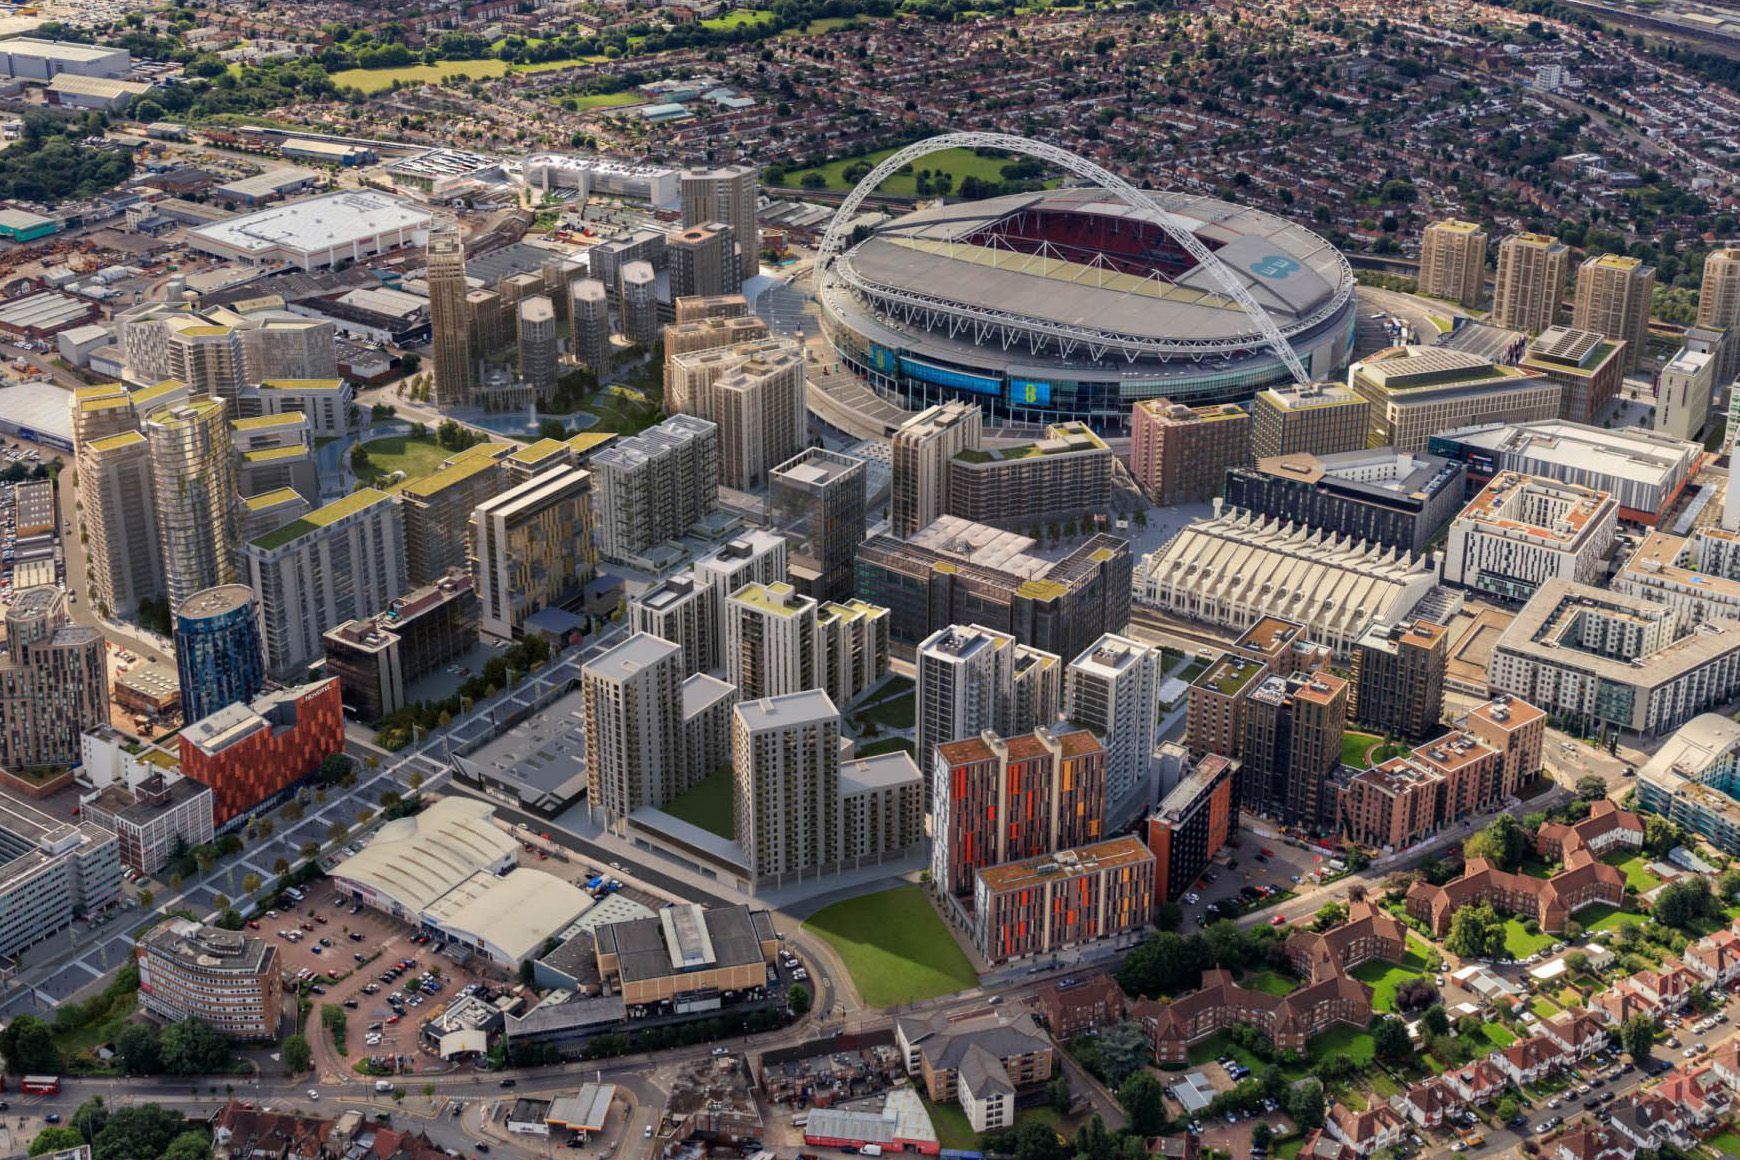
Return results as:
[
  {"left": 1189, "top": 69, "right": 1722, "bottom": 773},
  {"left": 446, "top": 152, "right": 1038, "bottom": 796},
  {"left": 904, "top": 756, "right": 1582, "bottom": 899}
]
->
[
  {"left": 187, "top": 191, "right": 433, "bottom": 272},
  {"left": 593, "top": 902, "right": 778, "bottom": 1009},
  {"left": 0, "top": 38, "right": 130, "bottom": 81}
]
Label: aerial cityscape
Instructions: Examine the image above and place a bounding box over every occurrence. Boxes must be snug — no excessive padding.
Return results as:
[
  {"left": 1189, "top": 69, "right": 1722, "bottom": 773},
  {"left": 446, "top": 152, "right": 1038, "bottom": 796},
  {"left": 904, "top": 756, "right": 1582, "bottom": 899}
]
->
[{"left": 5, "top": 2, "right": 1740, "bottom": 1160}]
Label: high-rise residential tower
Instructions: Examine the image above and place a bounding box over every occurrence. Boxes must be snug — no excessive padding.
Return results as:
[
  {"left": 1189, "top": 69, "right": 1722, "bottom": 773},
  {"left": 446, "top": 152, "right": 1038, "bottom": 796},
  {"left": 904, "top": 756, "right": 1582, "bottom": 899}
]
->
[
  {"left": 426, "top": 226, "right": 474, "bottom": 407},
  {"left": 1066, "top": 634, "right": 1164, "bottom": 825},
  {"left": 570, "top": 278, "right": 612, "bottom": 378},
  {"left": 890, "top": 401, "right": 981, "bottom": 538},
  {"left": 669, "top": 223, "right": 741, "bottom": 300},
  {"left": 1572, "top": 254, "right": 1655, "bottom": 372},
  {"left": 71, "top": 385, "right": 163, "bottom": 617},
  {"left": 713, "top": 340, "right": 805, "bottom": 491},
  {"left": 767, "top": 447, "right": 866, "bottom": 604},
  {"left": 619, "top": 260, "right": 658, "bottom": 346},
  {"left": 583, "top": 632, "right": 686, "bottom": 832},
  {"left": 472, "top": 465, "right": 596, "bottom": 639},
  {"left": 1418, "top": 219, "right": 1488, "bottom": 308},
  {"left": 1351, "top": 620, "right": 1448, "bottom": 741},
  {"left": 915, "top": 624, "right": 1062, "bottom": 783},
  {"left": 734, "top": 689, "right": 840, "bottom": 883},
  {"left": 724, "top": 581, "right": 819, "bottom": 701},
  {"left": 517, "top": 295, "right": 558, "bottom": 399},
  {"left": 174, "top": 584, "right": 265, "bottom": 725},
  {"left": 1250, "top": 382, "right": 1371, "bottom": 460},
  {"left": 145, "top": 397, "right": 239, "bottom": 610},
  {"left": 681, "top": 165, "right": 759, "bottom": 281},
  {"left": 589, "top": 414, "right": 719, "bottom": 565},
  {"left": 1698, "top": 247, "right": 1740, "bottom": 332},
  {"left": 1492, "top": 233, "right": 1569, "bottom": 334}
]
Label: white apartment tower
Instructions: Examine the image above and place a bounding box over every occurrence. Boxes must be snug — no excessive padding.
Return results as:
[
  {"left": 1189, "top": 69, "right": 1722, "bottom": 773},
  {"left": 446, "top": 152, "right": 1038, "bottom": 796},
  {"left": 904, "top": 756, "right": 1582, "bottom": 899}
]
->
[
  {"left": 725, "top": 581, "right": 820, "bottom": 701},
  {"left": 582, "top": 632, "right": 687, "bottom": 832},
  {"left": 733, "top": 689, "right": 840, "bottom": 884},
  {"left": 1065, "top": 634, "right": 1164, "bottom": 824}
]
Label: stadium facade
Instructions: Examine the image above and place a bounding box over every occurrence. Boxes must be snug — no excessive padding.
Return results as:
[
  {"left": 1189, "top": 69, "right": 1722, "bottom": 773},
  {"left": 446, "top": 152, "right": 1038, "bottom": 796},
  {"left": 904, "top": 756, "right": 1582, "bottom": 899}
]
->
[{"left": 818, "top": 181, "right": 1356, "bottom": 434}]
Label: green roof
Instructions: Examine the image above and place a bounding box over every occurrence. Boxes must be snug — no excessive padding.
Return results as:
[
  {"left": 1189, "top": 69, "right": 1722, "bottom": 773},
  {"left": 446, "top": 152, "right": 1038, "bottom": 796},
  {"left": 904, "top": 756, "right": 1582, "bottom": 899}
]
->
[
  {"left": 86, "top": 431, "right": 145, "bottom": 454},
  {"left": 242, "top": 445, "right": 307, "bottom": 463},
  {"left": 506, "top": 437, "right": 568, "bottom": 465},
  {"left": 250, "top": 488, "right": 394, "bottom": 551},
  {"left": 231, "top": 413, "right": 304, "bottom": 432},
  {"left": 242, "top": 487, "right": 305, "bottom": 512},
  {"left": 398, "top": 454, "right": 500, "bottom": 499},
  {"left": 1195, "top": 655, "right": 1265, "bottom": 697},
  {"left": 259, "top": 378, "right": 345, "bottom": 392}
]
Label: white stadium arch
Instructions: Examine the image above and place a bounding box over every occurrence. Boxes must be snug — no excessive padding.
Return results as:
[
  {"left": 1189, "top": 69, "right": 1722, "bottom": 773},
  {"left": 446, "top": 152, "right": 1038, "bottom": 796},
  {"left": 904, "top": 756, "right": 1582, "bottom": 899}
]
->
[{"left": 817, "top": 131, "right": 1314, "bottom": 385}]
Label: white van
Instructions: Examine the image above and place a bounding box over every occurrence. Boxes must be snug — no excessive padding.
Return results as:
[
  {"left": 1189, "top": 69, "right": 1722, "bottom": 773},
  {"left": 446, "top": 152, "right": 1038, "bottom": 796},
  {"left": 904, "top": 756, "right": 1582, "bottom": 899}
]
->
[{"left": 376, "top": 1080, "right": 395, "bottom": 1093}]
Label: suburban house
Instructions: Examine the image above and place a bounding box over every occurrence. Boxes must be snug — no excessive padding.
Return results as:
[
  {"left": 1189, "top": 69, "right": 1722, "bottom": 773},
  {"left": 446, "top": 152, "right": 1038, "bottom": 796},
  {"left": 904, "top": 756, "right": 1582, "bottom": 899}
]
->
[
  {"left": 1539, "top": 1007, "right": 1609, "bottom": 1060},
  {"left": 1324, "top": 1101, "right": 1406, "bottom": 1156},
  {"left": 1393, "top": 1078, "right": 1458, "bottom": 1129}
]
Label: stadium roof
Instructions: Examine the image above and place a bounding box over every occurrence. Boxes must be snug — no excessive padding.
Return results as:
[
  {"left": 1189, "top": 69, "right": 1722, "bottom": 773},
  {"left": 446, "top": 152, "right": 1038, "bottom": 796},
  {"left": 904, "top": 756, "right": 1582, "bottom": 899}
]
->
[{"left": 838, "top": 187, "right": 1350, "bottom": 348}]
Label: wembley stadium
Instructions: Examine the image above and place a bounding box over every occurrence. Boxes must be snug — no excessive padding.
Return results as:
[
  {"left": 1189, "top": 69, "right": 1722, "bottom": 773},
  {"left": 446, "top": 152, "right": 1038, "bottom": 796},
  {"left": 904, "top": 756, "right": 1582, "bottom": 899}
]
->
[{"left": 816, "top": 180, "right": 1359, "bottom": 435}]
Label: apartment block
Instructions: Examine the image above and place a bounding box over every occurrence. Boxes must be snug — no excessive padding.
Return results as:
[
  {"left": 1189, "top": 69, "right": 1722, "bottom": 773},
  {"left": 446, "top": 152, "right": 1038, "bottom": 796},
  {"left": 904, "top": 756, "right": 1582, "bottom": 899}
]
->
[
  {"left": 582, "top": 632, "right": 687, "bottom": 830},
  {"left": 890, "top": 401, "right": 982, "bottom": 538},
  {"left": 838, "top": 750, "right": 925, "bottom": 868},
  {"left": 146, "top": 397, "right": 240, "bottom": 610},
  {"left": 680, "top": 165, "right": 758, "bottom": 281},
  {"left": 1572, "top": 254, "right": 1654, "bottom": 372},
  {"left": 734, "top": 690, "right": 841, "bottom": 885},
  {"left": 1223, "top": 448, "right": 1465, "bottom": 555},
  {"left": 972, "top": 836, "right": 1155, "bottom": 965},
  {"left": 725, "top": 581, "right": 819, "bottom": 701},
  {"left": 915, "top": 623, "right": 1061, "bottom": 781},
  {"left": 473, "top": 465, "right": 596, "bottom": 640},
  {"left": 1492, "top": 233, "right": 1569, "bottom": 334},
  {"left": 397, "top": 443, "right": 509, "bottom": 585},
  {"left": 0, "top": 791, "right": 120, "bottom": 959},
  {"left": 1517, "top": 326, "right": 1624, "bottom": 427},
  {"left": 1418, "top": 220, "right": 1488, "bottom": 307},
  {"left": 590, "top": 414, "right": 718, "bottom": 566},
  {"left": 1347, "top": 347, "right": 1561, "bottom": 453},
  {"left": 1250, "top": 382, "right": 1372, "bottom": 460},
  {"left": 174, "top": 584, "right": 265, "bottom": 726},
  {"left": 178, "top": 679, "right": 344, "bottom": 825},
  {"left": 932, "top": 727, "right": 1105, "bottom": 901},
  {"left": 137, "top": 920, "right": 282, "bottom": 1039},
  {"left": 1656, "top": 346, "right": 1716, "bottom": 444},
  {"left": 1351, "top": 620, "right": 1447, "bottom": 740},
  {"left": 669, "top": 222, "right": 741, "bottom": 300},
  {"left": 82, "top": 770, "right": 214, "bottom": 877},
  {"left": 1183, "top": 617, "right": 1325, "bottom": 761},
  {"left": 1442, "top": 472, "right": 1618, "bottom": 604},
  {"left": 1129, "top": 399, "right": 1251, "bottom": 505},
  {"left": 768, "top": 447, "right": 866, "bottom": 605},
  {"left": 322, "top": 569, "right": 479, "bottom": 724},
  {"left": 1243, "top": 669, "right": 1348, "bottom": 829},
  {"left": 0, "top": 589, "right": 107, "bottom": 773},
  {"left": 1065, "top": 633, "right": 1163, "bottom": 825},
  {"left": 243, "top": 489, "right": 408, "bottom": 678},
  {"left": 945, "top": 422, "right": 1112, "bottom": 531},
  {"left": 1146, "top": 753, "right": 1241, "bottom": 903}
]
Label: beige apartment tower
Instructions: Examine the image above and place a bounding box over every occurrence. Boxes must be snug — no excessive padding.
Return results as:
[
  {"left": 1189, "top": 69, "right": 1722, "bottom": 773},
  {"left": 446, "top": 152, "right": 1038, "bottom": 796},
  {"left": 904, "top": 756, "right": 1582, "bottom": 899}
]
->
[
  {"left": 1572, "top": 254, "right": 1654, "bottom": 372},
  {"left": 145, "top": 397, "right": 239, "bottom": 611},
  {"left": 714, "top": 340, "right": 806, "bottom": 491},
  {"left": 471, "top": 465, "right": 596, "bottom": 639},
  {"left": 517, "top": 295, "right": 559, "bottom": 399},
  {"left": 1699, "top": 248, "right": 1740, "bottom": 332},
  {"left": 1493, "top": 233, "right": 1569, "bottom": 335},
  {"left": 1250, "top": 382, "right": 1371, "bottom": 460},
  {"left": 71, "top": 385, "right": 164, "bottom": 617},
  {"left": 1418, "top": 220, "right": 1488, "bottom": 308},
  {"left": 426, "top": 226, "right": 475, "bottom": 407},
  {"left": 681, "top": 165, "right": 759, "bottom": 281},
  {"left": 582, "top": 632, "right": 687, "bottom": 832},
  {"left": 890, "top": 401, "right": 983, "bottom": 538}
]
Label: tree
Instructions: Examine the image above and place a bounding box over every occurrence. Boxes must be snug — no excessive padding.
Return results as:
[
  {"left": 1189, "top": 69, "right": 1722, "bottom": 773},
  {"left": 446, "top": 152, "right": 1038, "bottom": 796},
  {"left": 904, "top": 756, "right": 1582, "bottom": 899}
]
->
[
  {"left": 1096, "top": 1021, "right": 1154, "bottom": 1087},
  {"left": 788, "top": 982, "right": 811, "bottom": 1015},
  {"left": 1463, "top": 814, "right": 1528, "bottom": 870},
  {"left": 1372, "top": 1016, "right": 1411, "bottom": 1063},
  {"left": 1119, "top": 1071, "right": 1166, "bottom": 1136},
  {"left": 1154, "top": 901, "right": 1183, "bottom": 932},
  {"left": 1496, "top": 1096, "right": 1521, "bottom": 1123},
  {"left": 1620, "top": 1012, "right": 1655, "bottom": 1062},
  {"left": 73, "top": 1097, "right": 109, "bottom": 1143},
  {"left": 283, "top": 1034, "right": 312, "bottom": 1074},
  {"left": 32, "top": 1128, "right": 87, "bottom": 1156},
  {"left": 1252, "top": 1123, "right": 1274, "bottom": 1150},
  {"left": 242, "top": 872, "right": 261, "bottom": 894},
  {"left": 1718, "top": 867, "right": 1740, "bottom": 905},
  {"left": 319, "top": 753, "right": 353, "bottom": 784},
  {"left": 1644, "top": 815, "right": 1685, "bottom": 857},
  {"left": 1655, "top": 877, "right": 1721, "bottom": 931},
  {"left": 1444, "top": 899, "right": 1506, "bottom": 959},
  {"left": 1048, "top": 1073, "right": 1071, "bottom": 1112},
  {"left": 1575, "top": 775, "right": 1607, "bottom": 801},
  {"left": 1393, "top": 978, "right": 1440, "bottom": 1013},
  {"left": 92, "top": 1106, "right": 190, "bottom": 1160},
  {"left": 161, "top": 1133, "right": 210, "bottom": 1160},
  {"left": 160, "top": 1017, "right": 229, "bottom": 1076},
  {"left": 1287, "top": 1077, "right": 1326, "bottom": 1131},
  {"left": 113, "top": 1024, "right": 163, "bottom": 1076},
  {"left": 1566, "top": 951, "right": 1590, "bottom": 975},
  {"left": 0, "top": 1015, "right": 62, "bottom": 1075},
  {"left": 1314, "top": 901, "right": 1348, "bottom": 932},
  {"left": 1421, "top": 1005, "right": 1451, "bottom": 1037}
]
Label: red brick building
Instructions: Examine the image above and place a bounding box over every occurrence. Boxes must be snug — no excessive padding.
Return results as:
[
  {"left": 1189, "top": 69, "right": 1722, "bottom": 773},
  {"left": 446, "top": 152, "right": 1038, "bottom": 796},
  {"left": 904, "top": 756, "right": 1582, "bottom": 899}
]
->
[{"left": 179, "top": 679, "right": 344, "bottom": 825}]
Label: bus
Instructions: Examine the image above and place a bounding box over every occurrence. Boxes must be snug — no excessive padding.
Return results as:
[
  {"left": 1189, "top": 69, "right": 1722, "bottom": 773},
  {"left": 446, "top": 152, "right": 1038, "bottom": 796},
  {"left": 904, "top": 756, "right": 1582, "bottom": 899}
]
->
[{"left": 20, "top": 1076, "right": 60, "bottom": 1095}]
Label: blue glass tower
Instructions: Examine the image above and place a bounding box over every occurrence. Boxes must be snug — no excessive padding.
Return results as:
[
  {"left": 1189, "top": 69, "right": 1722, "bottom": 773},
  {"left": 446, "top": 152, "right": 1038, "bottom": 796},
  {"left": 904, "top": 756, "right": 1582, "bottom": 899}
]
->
[{"left": 175, "top": 584, "right": 265, "bottom": 725}]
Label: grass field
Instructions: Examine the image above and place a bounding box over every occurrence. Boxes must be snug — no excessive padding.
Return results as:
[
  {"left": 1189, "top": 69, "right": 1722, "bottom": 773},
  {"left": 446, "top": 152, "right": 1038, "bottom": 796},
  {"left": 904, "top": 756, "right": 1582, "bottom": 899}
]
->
[
  {"left": 356, "top": 435, "right": 453, "bottom": 487},
  {"left": 1187, "top": 1030, "right": 1269, "bottom": 1071},
  {"left": 331, "top": 59, "right": 508, "bottom": 93},
  {"left": 1475, "top": 1022, "right": 1518, "bottom": 1049},
  {"left": 1703, "top": 1129, "right": 1740, "bottom": 1158},
  {"left": 514, "top": 55, "right": 611, "bottom": 73},
  {"left": 922, "top": 1097, "right": 979, "bottom": 1150},
  {"left": 661, "top": 769, "right": 733, "bottom": 840},
  {"left": 790, "top": 14, "right": 862, "bottom": 33},
  {"left": 1341, "top": 731, "right": 1382, "bottom": 768},
  {"left": 703, "top": 7, "right": 777, "bottom": 29},
  {"left": 1351, "top": 948, "right": 1431, "bottom": 1013},
  {"left": 566, "top": 89, "right": 640, "bottom": 107},
  {"left": 787, "top": 145, "right": 1054, "bottom": 196},
  {"left": 1580, "top": 903, "right": 1647, "bottom": 934},
  {"left": 1602, "top": 850, "right": 1663, "bottom": 894},
  {"left": 857, "top": 693, "right": 915, "bottom": 729},
  {"left": 1240, "top": 970, "right": 1298, "bottom": 997},
  {"left": 1309, "top": 1023, "right": 1376, "bottom": 1065},
  {"left": 803, "top": 886, "right": 977, "bottom": 1007},
  {"left": 853, "top": 737, "right": 916, "bottom": 758},
  {"left": 1503, "top": 918, "right": 1556, "bottom": 958},
  {"left": 1275, "top": 1138, "right": 1305, "bottom": 1160}
]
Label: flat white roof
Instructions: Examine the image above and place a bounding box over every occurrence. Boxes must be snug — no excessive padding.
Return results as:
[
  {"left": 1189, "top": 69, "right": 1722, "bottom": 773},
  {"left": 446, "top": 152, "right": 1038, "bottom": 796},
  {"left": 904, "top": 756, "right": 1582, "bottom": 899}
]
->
[
  {"left": 423, "top": 867, "right": 591, "bottom": 963},
  {"left": 189, "top": 190, "right": 430, "bottom": 258},
  {"left": 332, "top": 796, "right": 516, "bottom": 914}
]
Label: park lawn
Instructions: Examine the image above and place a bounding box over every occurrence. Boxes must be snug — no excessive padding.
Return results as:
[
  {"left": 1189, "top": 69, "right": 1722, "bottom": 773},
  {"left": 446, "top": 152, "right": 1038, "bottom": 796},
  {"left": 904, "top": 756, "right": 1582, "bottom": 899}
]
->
[
  {"left": 514, "top": 54, "right": 611, "bottom": 73},
  {"left": 790, "top": 14, "right": 862, "bottom": 33},
  {"left": 331, "top": 58, "right": 508, "bottom": 93},
  {"left": 566, "top": 89, "right": 641, "bottom": 107},
  {"left": 1581, "top": 903, "right": 1647, "bottom": 934},
  {"left": 1186, "top": 1030, "right": 1268, "bottom": 1072},
  {"left": 1602, "top": 850, "right": 1663, "bottom": 894},
  {"left": 921, "top": 1097, "right": 979, "bottom": 1150},
  {"left": 787, "top": 145, "right": 1055, "bottom": 196},
  {"left": 703, "top": 7, "right": 777, "bottom": 28},
  {"left": 1503, "top": 918, "right": 1556, "bottom": 958},
  {"left": 1341, "top": 731, "right": 1382, "bottom": 768},
  {"left": 1241, "top": 970, "right": 1298, "bottom": 997},
  {"left": 853, "top": 737, "right": 915, "bottom": 758},
  {"left": 660, "top": 768, "right": 733, "bottom": 840},
  {"left": 1309, "top": 1024, "right": 1376, "bottom": 1065},
  {"left": 357, "top": 434, "right": 454, "bottom": 487},
  {"left": 803, "top": 886, "right": 978, "bottom": 1007},
  {"left": 1350, "top": 948, "right": 1430, "bottom": 1013}
]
